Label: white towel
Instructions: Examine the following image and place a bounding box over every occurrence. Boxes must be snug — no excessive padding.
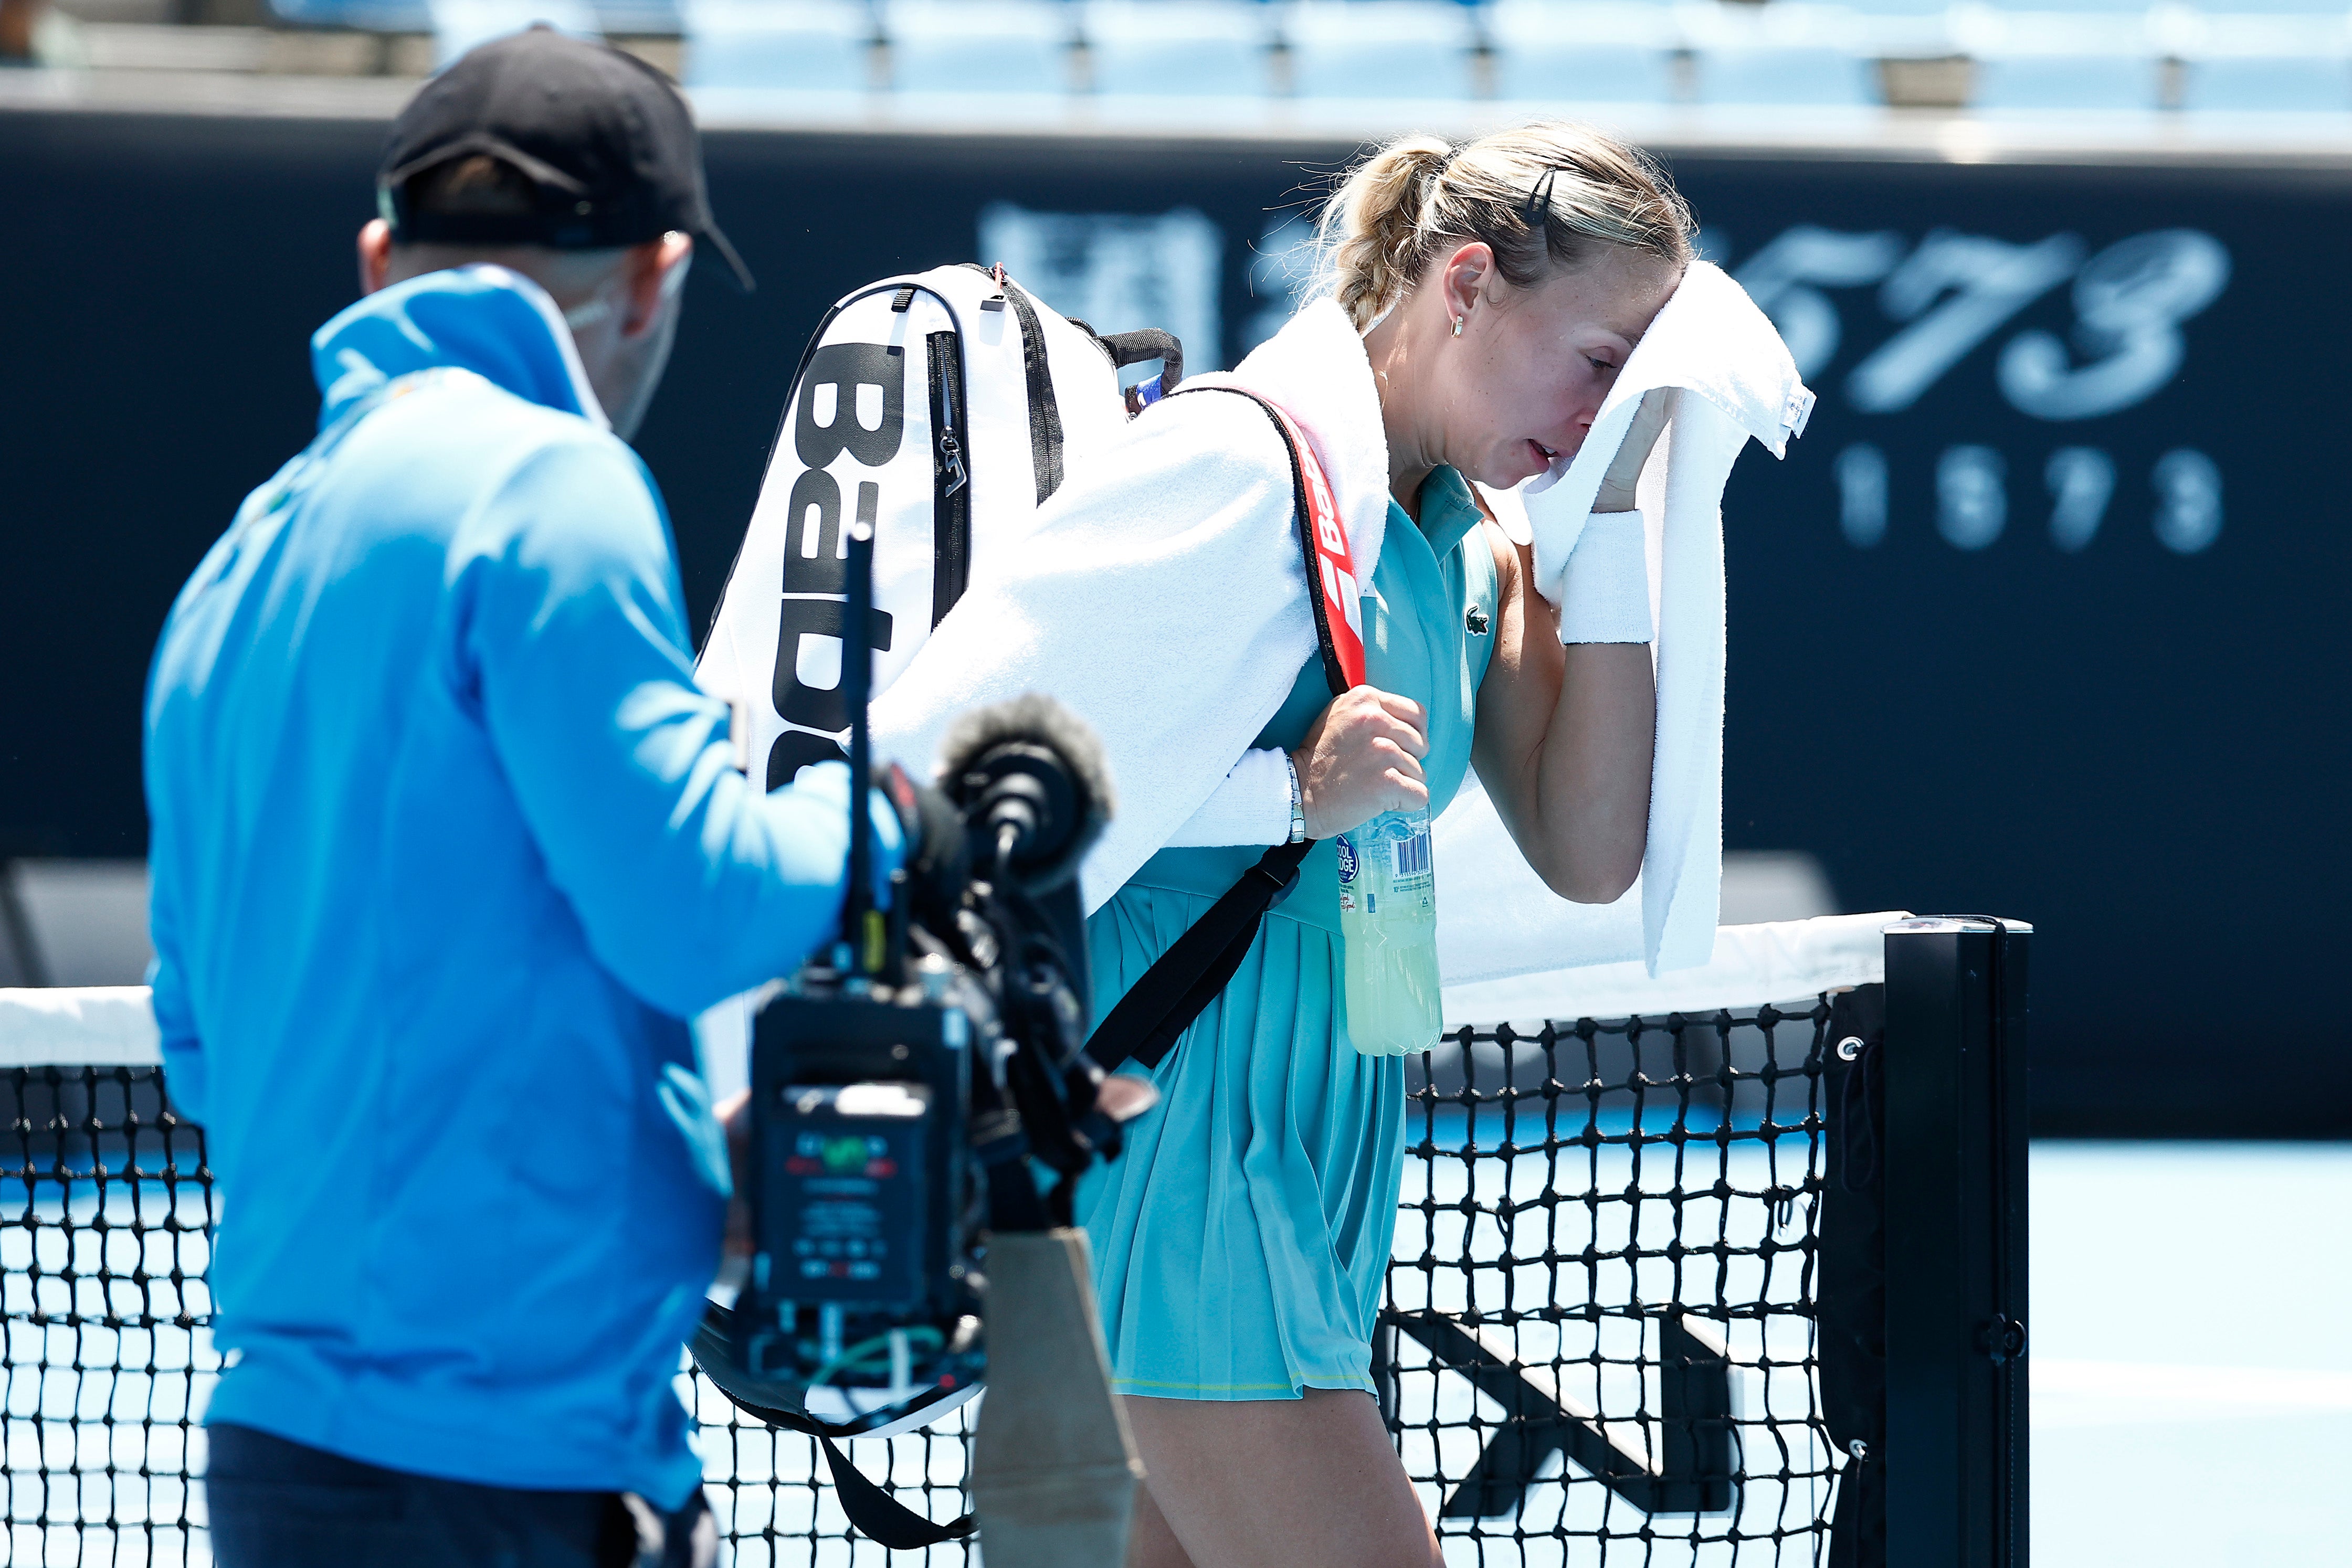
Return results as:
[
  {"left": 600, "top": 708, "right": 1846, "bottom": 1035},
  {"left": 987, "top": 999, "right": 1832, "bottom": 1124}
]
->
[
  {"left": 1437, "top": 261, "right": 1812, "bottom": 981},
  {"left": 869, "top": 300, "right": 1390, "bottom": 910}
]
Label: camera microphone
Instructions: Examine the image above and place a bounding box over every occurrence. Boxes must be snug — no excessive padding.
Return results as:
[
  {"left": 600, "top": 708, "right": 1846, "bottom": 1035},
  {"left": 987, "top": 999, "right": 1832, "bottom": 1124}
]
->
[{"left": 936, "top": 694, "right": 1114, "bottom": 895}]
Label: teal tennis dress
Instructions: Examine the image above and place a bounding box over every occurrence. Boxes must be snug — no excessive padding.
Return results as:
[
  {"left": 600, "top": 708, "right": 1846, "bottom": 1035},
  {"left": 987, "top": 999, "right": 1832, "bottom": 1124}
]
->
[{"left": 1078, "top": 466, "right": 1499, "bottom": 1401}]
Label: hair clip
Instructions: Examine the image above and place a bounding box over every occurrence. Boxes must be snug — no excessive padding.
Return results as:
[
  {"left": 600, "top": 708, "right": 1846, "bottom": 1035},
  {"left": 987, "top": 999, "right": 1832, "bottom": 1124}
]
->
[{"left": 1520, "top": 168, "right": 1558, "bottom": 226}]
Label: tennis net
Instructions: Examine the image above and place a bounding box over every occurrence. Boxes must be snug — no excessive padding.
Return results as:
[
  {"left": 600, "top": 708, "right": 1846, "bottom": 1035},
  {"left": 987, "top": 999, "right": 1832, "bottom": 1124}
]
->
[{"left": 0, "top": 913, "right": 1924, "bottom": 1567}]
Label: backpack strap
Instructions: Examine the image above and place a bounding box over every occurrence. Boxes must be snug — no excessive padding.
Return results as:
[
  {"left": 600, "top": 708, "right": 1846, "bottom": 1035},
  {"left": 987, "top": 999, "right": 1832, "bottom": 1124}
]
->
[{"left": 1084, "top": 388, "right": 1365, "bottom": 1076}]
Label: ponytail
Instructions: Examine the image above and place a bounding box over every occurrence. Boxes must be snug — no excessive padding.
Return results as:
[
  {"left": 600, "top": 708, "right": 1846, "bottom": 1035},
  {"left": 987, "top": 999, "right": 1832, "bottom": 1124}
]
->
[{"left": 1317, "top": 121, "right": 1695, "bottom": 330}]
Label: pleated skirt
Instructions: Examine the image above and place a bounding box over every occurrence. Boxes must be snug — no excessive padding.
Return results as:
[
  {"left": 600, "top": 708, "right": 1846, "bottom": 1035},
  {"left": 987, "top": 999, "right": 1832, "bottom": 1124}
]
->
[{"left": 1076, "top": 883, "right": 1405, "bottom": 1401}]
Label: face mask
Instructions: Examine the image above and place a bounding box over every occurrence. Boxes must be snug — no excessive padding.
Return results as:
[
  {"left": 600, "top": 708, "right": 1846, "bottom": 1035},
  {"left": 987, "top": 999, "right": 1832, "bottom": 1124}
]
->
[{"left": 563, "top": 242, "right": 692, "bottom": 334}]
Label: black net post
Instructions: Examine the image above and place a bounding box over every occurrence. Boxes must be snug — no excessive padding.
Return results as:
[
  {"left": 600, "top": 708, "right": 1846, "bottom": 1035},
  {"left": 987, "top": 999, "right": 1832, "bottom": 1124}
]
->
[{"left": 1881, "top": 916, "right": 2030, "bottom": 1568}]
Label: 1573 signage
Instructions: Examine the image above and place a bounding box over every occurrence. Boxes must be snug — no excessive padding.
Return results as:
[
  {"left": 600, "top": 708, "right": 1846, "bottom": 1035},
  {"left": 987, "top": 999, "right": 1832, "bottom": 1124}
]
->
[{"left": 1732, "top": 225, "right": 2231, "bottom": 556}]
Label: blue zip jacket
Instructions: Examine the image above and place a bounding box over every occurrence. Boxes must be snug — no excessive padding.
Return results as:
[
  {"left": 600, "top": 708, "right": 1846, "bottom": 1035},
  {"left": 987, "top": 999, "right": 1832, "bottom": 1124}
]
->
[{"left": 144, "top": 266, "right": 887, "bottom": 1505}]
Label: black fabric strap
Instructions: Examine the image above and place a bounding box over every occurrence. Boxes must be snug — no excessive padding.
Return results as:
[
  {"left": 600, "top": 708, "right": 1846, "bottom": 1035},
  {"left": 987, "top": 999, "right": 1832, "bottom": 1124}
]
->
[
  {"left": 998, "top": 279, "right": 1067, "bottom": 504},
  {"left": 1096, "top": 327, "right": 1184, "bottom": 387},
  {"left": 1082, "top": 383, "right": 1346, "bottom": 1077},
  {"left": 1085, "top": 838, "right": 1311, "bottom": 1074},
  {"left": 690, "top": 1305, "right": 975, "bottom": 1549},
  {"left": 818, "top": 1436, "right": 975, "bottom": 1549}
]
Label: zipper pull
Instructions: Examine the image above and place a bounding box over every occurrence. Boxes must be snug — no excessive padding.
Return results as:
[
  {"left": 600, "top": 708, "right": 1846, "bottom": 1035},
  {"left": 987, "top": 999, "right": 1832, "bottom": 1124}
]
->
[{"left": 938, "top": 428, "right": 967, "bottom": 496}]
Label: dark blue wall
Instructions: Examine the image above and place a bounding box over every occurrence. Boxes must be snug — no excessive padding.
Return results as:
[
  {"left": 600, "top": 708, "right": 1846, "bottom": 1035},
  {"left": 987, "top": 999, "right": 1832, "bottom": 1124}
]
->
[{"left": 3, "top": 111, "right": 2342, "bottom": 1132}]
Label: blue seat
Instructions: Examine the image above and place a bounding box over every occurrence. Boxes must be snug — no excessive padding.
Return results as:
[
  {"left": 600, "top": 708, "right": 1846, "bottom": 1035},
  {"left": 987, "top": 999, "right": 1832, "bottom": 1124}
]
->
[
  {"left": 1486, "top": 2, "right": 1679, "bottom": 105},
  {"left": 1280, "top": 0, "right": 1479, "bottom": 100},
  {"left": 427, "top": 0, "right": 600, "bottom": 69},
  {"left": 2181, "top": 54, "right": 2351, "bottom": 110},
  {"left": 275, "top": 0, "right": 687, "bottom": 28},
  {"left": 882, "top": 0, "right": 1074, "bottom": 96},
  {"left": 270, "top": 0, "right": 433, "bottom": 28},
  {"left": 595, "top": 0, "right": 682, "bottom": 31},
  {"left": 1082, "top": 1, "right": 1270, "bottom": 98},
  {"left": 1698, "top": 45, "right": 1874, "bottom": 105},
  {"left": 1974, "top": 54, "right": 2160, "bottom": 110},
  {"left": 683, "top": 0, "right": 873, "bottom": 93},
  {"left": 1493, "top": 41, "right": 1676, "bottom": 103},
  {"left": 1832, "top": 0, "right": 1959, "bottom": 14}
]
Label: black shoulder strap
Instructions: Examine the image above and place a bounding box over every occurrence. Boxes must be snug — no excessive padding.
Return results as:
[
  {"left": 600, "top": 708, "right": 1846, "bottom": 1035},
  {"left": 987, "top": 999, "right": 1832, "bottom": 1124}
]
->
[
  {"left": 1083, "top": 388, "right": 1351, "bottom": 1076},
  {"left": 818, "top": 1435, "right": 975, "bottom": 1549},
  {"left": 691, "top": 1304, "right": 975, "bottom": 1548}
]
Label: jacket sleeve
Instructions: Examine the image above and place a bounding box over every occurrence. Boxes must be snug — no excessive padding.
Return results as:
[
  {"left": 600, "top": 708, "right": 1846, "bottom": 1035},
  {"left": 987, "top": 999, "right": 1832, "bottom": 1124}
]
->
[
  {"left": 140, "top": 623, "right": 208, "bottom": 1120},
  {"left": 1162, "top": 748, "right": 1292, "bottom": 848},
  {"left": 144, "top": 827, "right": 207, "bottom": 1122},
  {"left": 456, "top": 435, "right": 878, "bottom": 1019}
]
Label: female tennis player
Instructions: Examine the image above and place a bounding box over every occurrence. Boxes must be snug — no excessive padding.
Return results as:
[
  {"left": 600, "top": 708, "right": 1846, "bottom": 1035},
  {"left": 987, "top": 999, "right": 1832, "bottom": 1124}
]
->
[
  {"left": 878, "top": 120, "right": 1693, "bottom": 1566},
  {"left": 1093, "top": 125, "right": 1686, "bottom": 1568}
]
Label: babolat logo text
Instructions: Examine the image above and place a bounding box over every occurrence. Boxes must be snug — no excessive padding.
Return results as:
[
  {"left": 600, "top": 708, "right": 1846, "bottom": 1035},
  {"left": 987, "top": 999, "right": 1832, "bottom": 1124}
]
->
[{"left": 768, "top": 341, "right": 906, "bottom": 785}]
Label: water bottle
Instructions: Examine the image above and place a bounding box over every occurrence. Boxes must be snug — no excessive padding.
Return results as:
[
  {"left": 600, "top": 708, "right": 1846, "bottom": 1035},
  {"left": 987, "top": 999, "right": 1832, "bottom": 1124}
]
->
[{"left": 1335, "top": 807, "right": 1442, "bottom": 1056}]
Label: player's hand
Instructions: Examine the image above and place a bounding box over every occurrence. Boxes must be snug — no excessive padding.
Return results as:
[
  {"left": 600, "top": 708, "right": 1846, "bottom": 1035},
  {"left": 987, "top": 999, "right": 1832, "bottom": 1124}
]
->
[{"left": 1292, "top": 686, "right": 1428, "bottom": 840}]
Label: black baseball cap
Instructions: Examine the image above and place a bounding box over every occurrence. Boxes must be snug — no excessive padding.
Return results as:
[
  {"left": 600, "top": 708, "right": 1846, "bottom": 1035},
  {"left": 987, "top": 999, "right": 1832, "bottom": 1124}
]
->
[{"left": 377, "top": 25, "right": 754, "bottom": 291}]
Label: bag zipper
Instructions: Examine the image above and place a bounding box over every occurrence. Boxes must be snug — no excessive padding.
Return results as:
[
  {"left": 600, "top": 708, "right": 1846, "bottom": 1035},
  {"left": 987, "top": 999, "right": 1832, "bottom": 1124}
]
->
[
  {"left": 710, "top": 276, "right": 973, "bottom": 649},
  {"left": 929, "top": 330, "right": 971, "bottom": 627}
]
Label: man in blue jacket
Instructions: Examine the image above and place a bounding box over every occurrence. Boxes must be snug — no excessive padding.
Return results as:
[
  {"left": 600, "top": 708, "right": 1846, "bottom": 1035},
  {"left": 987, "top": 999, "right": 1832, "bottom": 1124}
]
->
[{"left": 143, "top": 29, "right": 880, "bottom": 1566}]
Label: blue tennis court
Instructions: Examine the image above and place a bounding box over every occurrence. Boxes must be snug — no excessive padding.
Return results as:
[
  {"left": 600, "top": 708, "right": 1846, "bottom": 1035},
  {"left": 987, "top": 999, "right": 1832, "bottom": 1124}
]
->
[{"left": 2029, "top": 1142, "right": 2352, "bottom": 1567}]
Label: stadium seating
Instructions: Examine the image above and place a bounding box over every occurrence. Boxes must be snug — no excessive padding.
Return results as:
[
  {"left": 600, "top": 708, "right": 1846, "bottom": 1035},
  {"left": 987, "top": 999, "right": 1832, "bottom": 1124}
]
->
[
  {"left": 1698, "top": 44, "right": 1879, "bottom": 105},
  {"left": 427, "top": 0, "right": 598, "bottom": 66},
  {"left": 1686, "top": 1, "right": 1881, "bottom": 104},
  {"left": 2165, "top": 9, "right": 2352, "bottom": 109},
  {"left": 270, "top": 0, "right": 433, "bottom": 27},
  {"left": 1082, "top": 1, "right": 1271, "bottom": 97},
  {"left": 2179, "top": 52, "right": 2352, "bottom": 110},
  {"left": 1972, "top": 52, "right": 2160, "bottom": 110},
  {"left": 1494, "top": 41, "right": 1680, "bottom": 104},
  {"left": 682, "top": 0, "right": 871, "bottom": 93},
  {"left": 1486, "top": 2, "right": 1682, "bottom": 104},
  {"left": 192, "top": 0, "right": 2352, "bottom": 123},
  {"left": 1279, "top": 0, "right": 1481, "bottom": 100},
  {"left": 880, "top": 0, "right": 1074, "bottom": 96}
]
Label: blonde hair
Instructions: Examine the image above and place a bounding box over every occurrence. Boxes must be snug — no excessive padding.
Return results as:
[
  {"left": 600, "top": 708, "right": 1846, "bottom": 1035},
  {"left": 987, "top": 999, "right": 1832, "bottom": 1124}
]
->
[{"left": 1318, "top": 122, "right": 1696, "bottom": 331}]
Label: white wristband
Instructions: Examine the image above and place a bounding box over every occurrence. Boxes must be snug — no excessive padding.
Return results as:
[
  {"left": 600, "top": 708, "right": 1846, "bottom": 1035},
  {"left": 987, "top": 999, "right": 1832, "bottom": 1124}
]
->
[
  {"left": 1163, "top": 748, "right": 1293, "bottom": 847},
  {"left": 1556, "top": 511, "right": 1653, "bottom": 645}
]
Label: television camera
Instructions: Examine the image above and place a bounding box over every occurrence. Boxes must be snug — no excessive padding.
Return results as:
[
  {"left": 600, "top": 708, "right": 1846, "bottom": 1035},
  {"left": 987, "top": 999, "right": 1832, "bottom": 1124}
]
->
[{"left": 690, "top": 522, "right": 1148, "bottom": 1548}]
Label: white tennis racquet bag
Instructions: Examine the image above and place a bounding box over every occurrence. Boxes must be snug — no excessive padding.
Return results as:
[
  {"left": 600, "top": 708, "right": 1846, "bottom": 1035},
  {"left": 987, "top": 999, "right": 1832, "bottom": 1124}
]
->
[{"left": 699, "top": 263, "right": 1182, "bottom": 787}]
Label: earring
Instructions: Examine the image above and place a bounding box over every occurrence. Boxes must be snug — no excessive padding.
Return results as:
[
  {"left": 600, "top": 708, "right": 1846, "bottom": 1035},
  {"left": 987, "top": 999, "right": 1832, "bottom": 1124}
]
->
[{"left": 1451, "top": 314, "right": 1464, "bottom": 337}]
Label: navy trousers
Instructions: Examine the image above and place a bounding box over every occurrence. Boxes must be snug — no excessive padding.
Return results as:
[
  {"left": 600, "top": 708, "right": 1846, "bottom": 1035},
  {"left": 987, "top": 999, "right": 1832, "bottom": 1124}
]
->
[{"left": 203, "top": 1424, "right": 716, "bottom": 1568}]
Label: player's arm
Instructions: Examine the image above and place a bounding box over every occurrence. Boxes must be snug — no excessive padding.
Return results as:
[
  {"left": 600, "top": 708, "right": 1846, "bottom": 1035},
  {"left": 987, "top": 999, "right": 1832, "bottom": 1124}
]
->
[
  {"left": 459, "top": 437, "right": 894, "bottom": 1019},
  {"left": 1470, "top": 518, "right": 1653, "bottom": 904}
]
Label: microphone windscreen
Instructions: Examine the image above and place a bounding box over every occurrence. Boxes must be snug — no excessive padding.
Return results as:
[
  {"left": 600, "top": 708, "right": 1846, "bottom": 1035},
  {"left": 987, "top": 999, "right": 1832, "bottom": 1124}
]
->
[{"left": 936, "top": 694, "right": 1116, "bottom": 881}]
